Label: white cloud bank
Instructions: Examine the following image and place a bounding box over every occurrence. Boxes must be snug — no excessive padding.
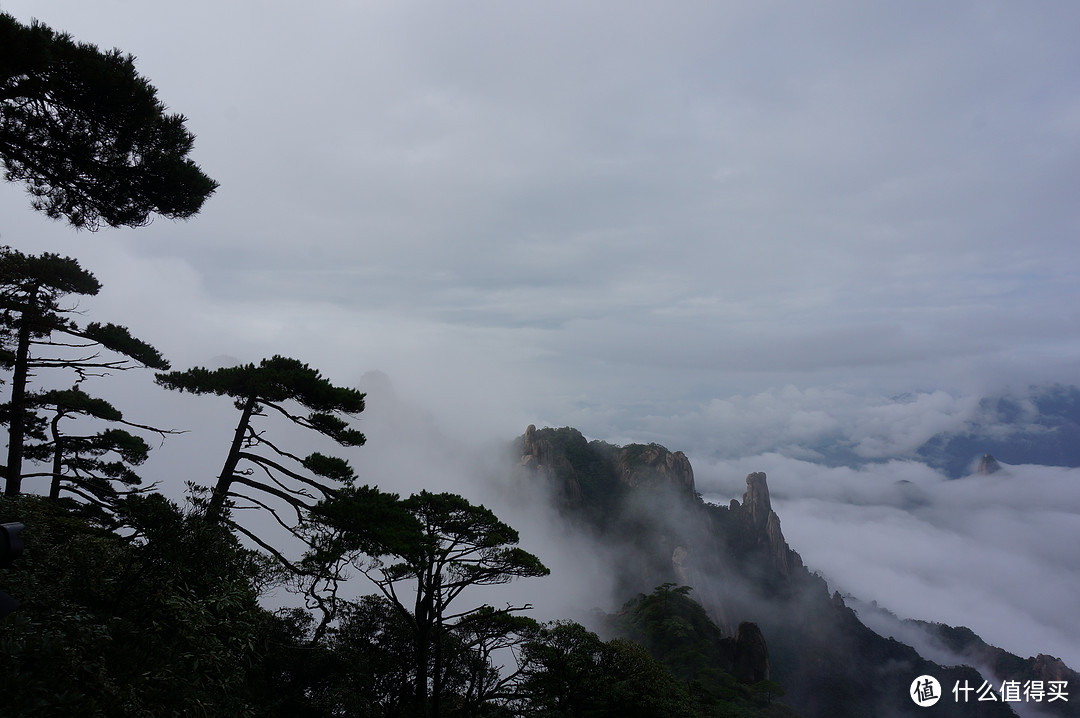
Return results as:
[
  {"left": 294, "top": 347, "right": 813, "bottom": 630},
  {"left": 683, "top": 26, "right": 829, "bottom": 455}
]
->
[{"left": 697, "top": 453, "right": 1080, "bottom": 669}]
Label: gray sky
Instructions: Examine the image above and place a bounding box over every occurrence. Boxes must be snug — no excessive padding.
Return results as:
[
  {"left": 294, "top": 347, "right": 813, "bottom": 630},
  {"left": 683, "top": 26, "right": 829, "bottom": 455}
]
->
[{"left": 3, "top": 0, "right": 1080, "bottom": 668}]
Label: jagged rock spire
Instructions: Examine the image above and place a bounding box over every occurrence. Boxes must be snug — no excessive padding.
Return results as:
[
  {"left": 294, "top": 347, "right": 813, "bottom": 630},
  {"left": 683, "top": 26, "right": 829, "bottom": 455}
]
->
[
  {"left": 742, "top": 471, "right": 772, "bottom": 529},
  {"left": 735, "top": 472, "right": 802, "bottom": 578}
]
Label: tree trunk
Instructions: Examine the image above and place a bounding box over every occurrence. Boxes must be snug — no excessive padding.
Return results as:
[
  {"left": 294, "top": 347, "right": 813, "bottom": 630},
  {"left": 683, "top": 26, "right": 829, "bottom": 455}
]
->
[
  {"left": 48, "top": 409, "right": 64, "bottom": 500},
  {"left": 415, "top": 622, "right": 431, "bottom": 716},
  {"left": 414, "top": 567, "right": 435, "bottom": 716},
  {"left": 205, "top": 394, "right": 256, "bottom": 523},
  {"left": 432, "top": 573, "right": 444, "bottom": 718},
  {"left": 4, "top": 316, "right": 33, "bottom": 497}
]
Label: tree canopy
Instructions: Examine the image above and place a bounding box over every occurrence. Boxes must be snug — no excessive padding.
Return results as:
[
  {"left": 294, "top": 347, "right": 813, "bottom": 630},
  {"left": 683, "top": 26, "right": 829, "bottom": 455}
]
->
[
  {"left": 26, "top": 387, "right": 155, "bottom": 511},
  {"left": 0, "top": 12, "right": 218, "bottom": 229}
]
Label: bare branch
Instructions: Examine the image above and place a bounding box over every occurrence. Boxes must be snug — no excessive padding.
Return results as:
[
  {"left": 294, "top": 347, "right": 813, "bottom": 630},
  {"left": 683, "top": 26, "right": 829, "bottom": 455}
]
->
[
  {"left": 230, "top": 474, "right": 315, "bottom": 514},
  {"left": 238, "top": 451, "right": 338, "bottom": 498},
  {"left": 250, "top": 432, "right": 307, "bottom": 465},
  {"left": 227, "top": 488, "right": 306, "bottom": 538},
  {"left": 229, "top": 521, "right": 301, "bottom": 574}
]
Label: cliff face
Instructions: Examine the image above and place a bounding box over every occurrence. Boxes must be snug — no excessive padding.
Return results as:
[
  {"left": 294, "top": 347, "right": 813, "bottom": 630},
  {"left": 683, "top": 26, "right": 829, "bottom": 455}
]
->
[
  {"left": 516, "top": 426, "right": 805, "bottom": 618},
  {"left": 513, "top": 425, "right": 1028, "bottom": 718}
]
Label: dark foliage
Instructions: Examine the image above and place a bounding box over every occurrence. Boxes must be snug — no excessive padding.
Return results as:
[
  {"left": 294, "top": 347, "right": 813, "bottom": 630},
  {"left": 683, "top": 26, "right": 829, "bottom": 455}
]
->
[
  {"left": 515, "top": 620, "right": 699, "bottom": 717},
  {"left": 0, "top": 12, "right": 217, "bottom": 229},
  {"left": 0, "top": 494, "right": 273, "bottom": 717},
  {"left": 609, "top": 585, "right": 800, "bottom": 717}
]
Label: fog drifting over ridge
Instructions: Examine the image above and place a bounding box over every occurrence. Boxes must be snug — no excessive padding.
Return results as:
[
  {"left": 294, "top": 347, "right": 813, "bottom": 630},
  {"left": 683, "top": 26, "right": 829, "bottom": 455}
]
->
[
  {"left": 84, "top": 362, "right": 1080, "bottom": 673},
  {"left": 348, "top": 377, "right": 1080, "bottom": 671}
]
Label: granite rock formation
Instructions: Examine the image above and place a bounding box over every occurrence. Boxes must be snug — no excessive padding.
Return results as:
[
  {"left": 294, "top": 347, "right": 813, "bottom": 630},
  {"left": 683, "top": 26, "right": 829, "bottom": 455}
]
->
[
  {"left": 513, "top": 425, "right": 1036, "bottom": 718},
  {"left": 729, "top": 471, "right": 802, "bottom": 578},
  {"left": 614, "top": 442, "right": 695, "bottom": 492}
]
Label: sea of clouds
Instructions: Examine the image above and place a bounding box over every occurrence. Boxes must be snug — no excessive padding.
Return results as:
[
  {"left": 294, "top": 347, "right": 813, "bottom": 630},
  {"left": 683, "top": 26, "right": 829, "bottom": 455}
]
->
[{"left": 696, "top": 453, "right": 1080, "bottom": 670}]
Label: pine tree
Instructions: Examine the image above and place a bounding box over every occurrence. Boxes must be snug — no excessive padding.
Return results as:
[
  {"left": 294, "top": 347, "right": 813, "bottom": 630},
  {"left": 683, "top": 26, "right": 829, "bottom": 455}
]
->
[
  {"left": 0, "top": 12, "right": 217, "bottom": 229},
  {"left": 26, "top": 387, "right": 156, "bottom": 511},
  {"left": 155, "top": 356, "right": 366, "bottom": 563},
  {"left": 306, "top": 489, "right": 549, "bottom": 714},
  {"left": 0, "top": 247, "right": 169, "bottom": 498}
]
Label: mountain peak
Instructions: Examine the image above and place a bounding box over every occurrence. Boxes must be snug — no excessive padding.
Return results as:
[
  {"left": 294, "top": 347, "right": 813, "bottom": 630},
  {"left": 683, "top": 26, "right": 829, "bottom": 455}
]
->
[
  {"left": 742, "top": 471, "right": 772, "bottom": 527},
  {"left": 975, "top": 453, "right": 1002, "bottom": 475}
]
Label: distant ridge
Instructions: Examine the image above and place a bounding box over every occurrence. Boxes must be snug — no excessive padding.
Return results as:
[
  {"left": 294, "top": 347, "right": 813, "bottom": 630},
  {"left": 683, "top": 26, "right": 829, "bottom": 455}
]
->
[{"left": 917, "top": 385, "right": 1080, "bottom": 477}]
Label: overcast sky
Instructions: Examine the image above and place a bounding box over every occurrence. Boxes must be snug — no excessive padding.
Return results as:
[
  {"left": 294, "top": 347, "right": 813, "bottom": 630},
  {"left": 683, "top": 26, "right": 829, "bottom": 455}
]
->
[{"left": 3, "top": 0, "right": 1079, "bottom": 668}]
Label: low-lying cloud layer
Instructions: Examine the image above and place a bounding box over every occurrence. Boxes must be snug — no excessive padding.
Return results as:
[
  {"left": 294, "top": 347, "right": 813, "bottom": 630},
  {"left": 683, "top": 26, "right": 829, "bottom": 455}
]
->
[{"left": 696, "top": 453, "right": 1080, "bottom": 669}]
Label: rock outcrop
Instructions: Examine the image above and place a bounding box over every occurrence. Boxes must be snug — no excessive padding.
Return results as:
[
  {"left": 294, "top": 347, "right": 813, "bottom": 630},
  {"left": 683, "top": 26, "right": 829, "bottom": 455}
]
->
[
  {"left": 515, "top": 426, "right": 696, "bottom": 518},
  {"left": 517, "top": 424, "right": 583, "bottom": 507},
  {"left": 728, "top": 472, "right": 802, "bottom": 578},
  {"left": 742, "top": 471, "right": 772, "bottom": 528},
  {"left": 733, "top": 621, "right": 770, "bottom": 683},
  {"left": 614, "top": 443, "right": 695, "bottom": 493}
]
